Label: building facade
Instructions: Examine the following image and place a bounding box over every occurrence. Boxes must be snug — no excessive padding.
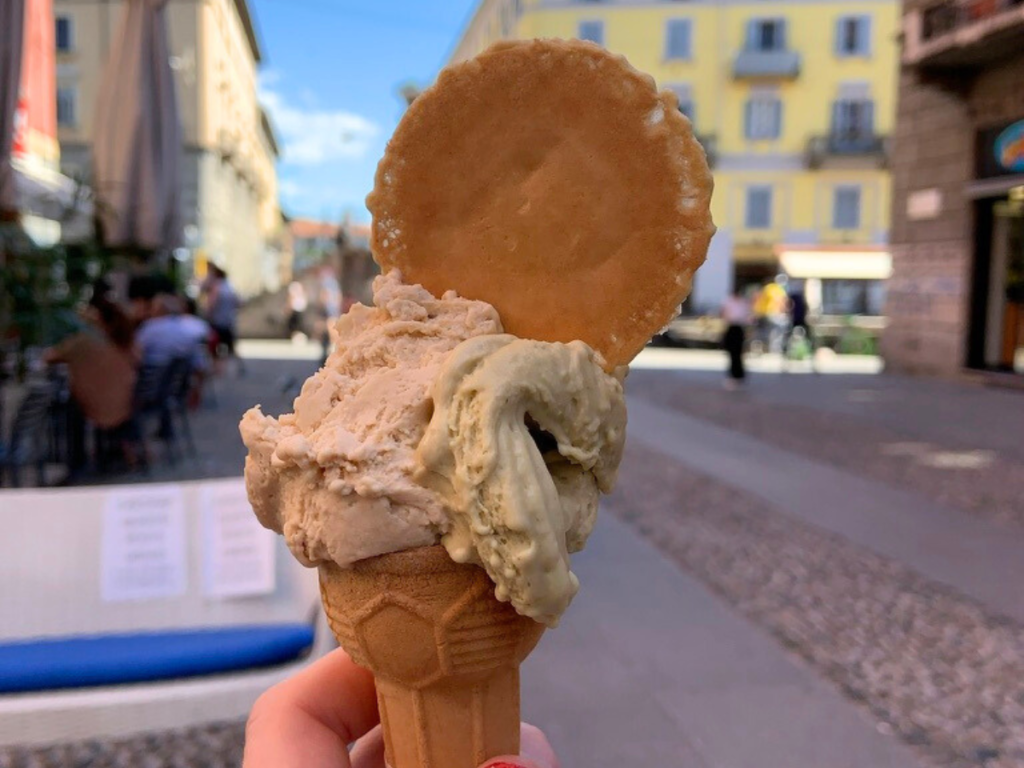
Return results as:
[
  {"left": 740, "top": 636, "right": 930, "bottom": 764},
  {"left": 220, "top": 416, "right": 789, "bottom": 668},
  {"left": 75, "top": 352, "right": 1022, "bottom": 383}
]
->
[
  {"left": 52, "top": 0, "right": 281, "bottom": 298},
  {"left": 450, "top": 0, "right": 899, "bottom": 316},
  {"left": 884, "top": 0, "right": 1023, "bottom": 376}
]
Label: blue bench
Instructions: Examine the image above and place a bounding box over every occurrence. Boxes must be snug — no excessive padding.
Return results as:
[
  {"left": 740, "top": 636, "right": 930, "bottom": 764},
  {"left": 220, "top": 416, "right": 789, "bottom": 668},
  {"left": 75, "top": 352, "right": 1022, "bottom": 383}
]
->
[{"left": 0, "top": 624, "right": 315, "bottom": 694}]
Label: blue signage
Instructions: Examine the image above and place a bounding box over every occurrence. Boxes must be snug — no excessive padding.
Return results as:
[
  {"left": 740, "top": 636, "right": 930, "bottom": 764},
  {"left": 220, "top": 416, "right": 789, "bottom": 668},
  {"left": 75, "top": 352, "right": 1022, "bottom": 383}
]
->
[{"left": 994, "top": 119, "right": 1024, "bottom": 173}]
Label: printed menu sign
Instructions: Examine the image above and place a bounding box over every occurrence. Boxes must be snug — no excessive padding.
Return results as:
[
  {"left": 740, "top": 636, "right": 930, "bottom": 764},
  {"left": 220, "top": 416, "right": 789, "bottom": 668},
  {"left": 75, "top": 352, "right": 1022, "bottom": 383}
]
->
[
  {"left": 101, "top": 486, "right": 187, "bottom": 602},
  {"left": 201, "top": 481, "right": 276, "bottom": 599}
]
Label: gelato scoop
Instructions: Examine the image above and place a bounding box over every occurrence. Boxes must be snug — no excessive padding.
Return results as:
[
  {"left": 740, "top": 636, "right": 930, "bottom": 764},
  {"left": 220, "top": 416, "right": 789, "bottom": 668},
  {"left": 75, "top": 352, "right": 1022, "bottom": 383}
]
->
[
  {"left": 419, "top": 335, "right": 625, "bottom": 626},
  {"left": 241, "top": 270, "right": 625, "bottom": 624}
]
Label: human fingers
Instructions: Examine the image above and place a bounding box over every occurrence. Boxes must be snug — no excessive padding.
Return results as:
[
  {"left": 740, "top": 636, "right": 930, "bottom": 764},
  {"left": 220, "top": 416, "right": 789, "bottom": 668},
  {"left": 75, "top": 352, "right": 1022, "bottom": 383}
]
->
[{"left": 242, "top": 649, "right": 379, "bottom": 768}]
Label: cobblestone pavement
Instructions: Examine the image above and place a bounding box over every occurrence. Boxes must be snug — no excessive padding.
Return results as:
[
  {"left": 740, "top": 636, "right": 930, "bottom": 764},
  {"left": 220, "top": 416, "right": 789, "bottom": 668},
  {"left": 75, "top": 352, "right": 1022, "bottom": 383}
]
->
[
  {"left": 611, "top": 441, "right": 1024, "bottom": 768},
  {"left": 627, "top": 369, "right": 1024, "bottom": 529},
  {"left": 0, "top": 722, "right": 245, "bottom": 768}
]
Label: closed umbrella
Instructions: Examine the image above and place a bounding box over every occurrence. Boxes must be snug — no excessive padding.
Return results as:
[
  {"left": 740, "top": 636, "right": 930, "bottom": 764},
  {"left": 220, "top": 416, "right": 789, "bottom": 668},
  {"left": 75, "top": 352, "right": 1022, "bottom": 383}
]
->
[
  {"left": 92, "top": 0, "right": 182, "bottom": 251},
  {"left": 0, "top": 0, "right": 26, "bottom": 216}
]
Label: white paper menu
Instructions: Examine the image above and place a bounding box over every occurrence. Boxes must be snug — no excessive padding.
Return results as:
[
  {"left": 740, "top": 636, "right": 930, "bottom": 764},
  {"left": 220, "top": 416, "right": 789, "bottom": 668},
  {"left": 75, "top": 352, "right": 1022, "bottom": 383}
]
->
[
  {"left": 200, "top": 481, "right": 276, "bottom": 599},
  {"left": 101, "top": 485, "right": 188, "bottom": 602}
]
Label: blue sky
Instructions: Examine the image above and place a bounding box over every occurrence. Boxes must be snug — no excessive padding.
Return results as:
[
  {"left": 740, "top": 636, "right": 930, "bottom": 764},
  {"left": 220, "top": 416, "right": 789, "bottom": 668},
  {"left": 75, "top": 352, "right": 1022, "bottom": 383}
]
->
[{"left": 251, "top": 0, "right": 476, "bottom": 224}]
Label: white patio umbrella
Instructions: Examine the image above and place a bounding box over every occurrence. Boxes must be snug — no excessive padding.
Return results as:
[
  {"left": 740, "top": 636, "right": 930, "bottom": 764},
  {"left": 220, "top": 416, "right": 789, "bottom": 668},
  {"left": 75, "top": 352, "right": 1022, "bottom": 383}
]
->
[
  {"left": 0, "top": 0, "right": 26, "bottom": 216},
  {"left": 92, "top": 0, "right": 182, "bottom": 250}
]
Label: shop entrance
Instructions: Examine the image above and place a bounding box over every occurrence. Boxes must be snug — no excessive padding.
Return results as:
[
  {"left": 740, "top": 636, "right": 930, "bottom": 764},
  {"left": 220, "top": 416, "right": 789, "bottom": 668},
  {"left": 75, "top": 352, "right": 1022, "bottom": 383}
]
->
[{"left": 973, "top": 191, "right": 1024, "bottom": 373}]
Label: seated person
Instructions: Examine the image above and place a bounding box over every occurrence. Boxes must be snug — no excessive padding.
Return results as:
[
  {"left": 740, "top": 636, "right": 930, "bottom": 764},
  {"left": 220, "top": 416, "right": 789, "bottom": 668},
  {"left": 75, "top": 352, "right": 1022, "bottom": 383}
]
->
[
  {"left": 44, "top": 298, "right": 138, "bottom": 473},
  {"left": 136, "top": 294, "right": 200, "bottom": 368}
]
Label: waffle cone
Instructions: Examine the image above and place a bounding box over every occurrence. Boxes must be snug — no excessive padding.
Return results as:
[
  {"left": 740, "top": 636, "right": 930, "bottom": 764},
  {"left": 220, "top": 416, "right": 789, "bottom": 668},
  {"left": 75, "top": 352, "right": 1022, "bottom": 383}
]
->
[{"left": 319, "top": 545, "right": 545, "bottom": 768}]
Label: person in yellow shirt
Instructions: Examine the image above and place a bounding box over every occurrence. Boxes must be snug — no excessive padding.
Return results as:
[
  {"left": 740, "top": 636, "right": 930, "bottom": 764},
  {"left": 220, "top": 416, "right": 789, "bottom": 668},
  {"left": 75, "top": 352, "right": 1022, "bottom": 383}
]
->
[{"left": 752, "top": 277, "right": 788, "bottom": 354}]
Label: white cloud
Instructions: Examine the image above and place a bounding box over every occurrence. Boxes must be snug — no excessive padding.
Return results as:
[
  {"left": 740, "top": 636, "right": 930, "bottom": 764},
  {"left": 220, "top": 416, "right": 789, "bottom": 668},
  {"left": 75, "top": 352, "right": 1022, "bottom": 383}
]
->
[
  {"left": 278, "top": 178, "right": 303, "bottom": 198},
  {"left": 258, "top": 69, "right": 282, "bottom": 87},
  {"left": 259, "top": 87, "right": 378, "bottom": 166}
]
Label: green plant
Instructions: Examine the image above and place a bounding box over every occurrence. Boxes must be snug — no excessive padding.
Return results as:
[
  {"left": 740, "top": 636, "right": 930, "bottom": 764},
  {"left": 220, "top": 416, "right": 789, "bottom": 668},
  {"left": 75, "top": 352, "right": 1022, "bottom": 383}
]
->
[{"left": 0, "top": 237, "right": 114, "bottom": 352}]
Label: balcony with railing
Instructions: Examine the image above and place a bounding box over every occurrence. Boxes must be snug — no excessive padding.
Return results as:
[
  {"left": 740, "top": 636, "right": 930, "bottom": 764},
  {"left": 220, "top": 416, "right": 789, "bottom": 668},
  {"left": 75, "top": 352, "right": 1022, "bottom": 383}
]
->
[
  {"left": 903, "top": 0, "right": 1024, "bottom": 68},
  {"left": 733, "top": 49, "right": 801, "bottom": 79},
  {"left": 805, "top": 134, "right": 890, "bottom": 169}
]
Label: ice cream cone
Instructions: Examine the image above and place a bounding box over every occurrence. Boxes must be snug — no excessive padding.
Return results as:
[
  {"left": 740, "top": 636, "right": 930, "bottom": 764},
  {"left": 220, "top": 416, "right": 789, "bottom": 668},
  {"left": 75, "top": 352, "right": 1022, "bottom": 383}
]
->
[{"left": 319, "top": 545, "right": 546, "bottom": 768}]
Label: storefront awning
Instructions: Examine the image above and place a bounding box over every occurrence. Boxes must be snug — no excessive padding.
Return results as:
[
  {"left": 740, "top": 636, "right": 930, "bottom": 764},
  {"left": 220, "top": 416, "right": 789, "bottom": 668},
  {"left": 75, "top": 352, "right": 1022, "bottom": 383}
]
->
[
  {"left": 777, "top": 247, "right": 892, "bottom": 280},
  {"left": 12, "top": 158, "right": 94, "bottom": 245}
]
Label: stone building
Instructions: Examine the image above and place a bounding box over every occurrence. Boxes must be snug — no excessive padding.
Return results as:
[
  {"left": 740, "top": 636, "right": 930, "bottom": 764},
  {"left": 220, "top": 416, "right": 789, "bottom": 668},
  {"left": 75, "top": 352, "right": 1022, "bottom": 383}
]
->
[
  {"left": 53, "top": 0, "right": 284, "bottom": 298},
  {"left": 885, "top": 0, "right": 1024, "bottom": 376}
]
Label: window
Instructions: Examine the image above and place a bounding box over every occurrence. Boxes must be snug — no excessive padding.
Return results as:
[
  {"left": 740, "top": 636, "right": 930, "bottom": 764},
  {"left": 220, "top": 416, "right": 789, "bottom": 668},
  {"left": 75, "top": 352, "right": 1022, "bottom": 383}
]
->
[
  {"left": 831, "top": 98, "right": 875, "bottom": 143},
  {"left": 746, "top": 186, "right": 772, "bottom": 229},
  {"left": 746, "top": 18, "right": 786, "bottom": 52},
  {"left": 577, "top": 20, "right": 604, "bottom": 45},
  {"left": 833, "top": 186, "right": 861, "bottom": 229},
  {"left": 744, "top": 90, "right": 782, "bottom": 140},
  {"left": 835, "top": 16, "right": 871, "bottom": 56},
  {"left": 56, "top": 86, "right": 76, "bottom": 126},
  {"left": 55, "top": 16, "right": 72, "bottom": 52},
  {"left": 822, "top": 279, "right": 883, "bottom": 315},
  {"left": 665, "top": 19, "right": 692, "bottom": 59}
]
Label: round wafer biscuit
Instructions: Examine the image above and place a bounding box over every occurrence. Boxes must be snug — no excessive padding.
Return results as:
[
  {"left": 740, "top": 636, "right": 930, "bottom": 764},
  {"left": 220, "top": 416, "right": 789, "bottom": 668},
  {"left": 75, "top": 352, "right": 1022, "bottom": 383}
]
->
[{"left": 366, "top": 38, "right": 715, "bottom": 368}]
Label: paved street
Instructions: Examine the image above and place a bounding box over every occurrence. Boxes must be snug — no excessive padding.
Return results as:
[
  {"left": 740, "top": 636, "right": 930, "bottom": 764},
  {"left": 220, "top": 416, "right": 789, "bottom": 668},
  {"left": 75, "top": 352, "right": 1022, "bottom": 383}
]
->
[{"left": 6, "top": 347, "right": 1023, "bottom": 768}]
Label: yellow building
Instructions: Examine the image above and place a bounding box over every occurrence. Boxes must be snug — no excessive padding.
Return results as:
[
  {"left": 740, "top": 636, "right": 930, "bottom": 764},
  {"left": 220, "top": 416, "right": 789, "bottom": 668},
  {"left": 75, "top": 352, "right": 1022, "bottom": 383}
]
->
[
  {"left": 451, "top": 0, "right": 899, "bottom": 315},
  {"left": 52, "top": 0, "right": 283, "bottom": 298}
]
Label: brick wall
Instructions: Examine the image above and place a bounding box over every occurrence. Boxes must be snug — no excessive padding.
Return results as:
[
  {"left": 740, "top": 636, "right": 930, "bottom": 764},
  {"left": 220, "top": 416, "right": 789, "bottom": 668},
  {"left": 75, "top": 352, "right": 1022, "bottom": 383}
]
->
[{"left": 884, "top": 68, "right": 974, "bottom": 375}]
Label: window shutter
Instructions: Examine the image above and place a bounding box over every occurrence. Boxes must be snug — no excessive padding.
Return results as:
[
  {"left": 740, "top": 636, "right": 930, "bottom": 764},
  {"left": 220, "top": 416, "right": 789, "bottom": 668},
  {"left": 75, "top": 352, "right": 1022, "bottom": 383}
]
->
[
  {"left": 863, "top": 100, "right": 875, "bottom": 135},
  {"left": 834, "top": 17, "right": 844, "bottom": 54},
  {"left": 772, "top": 99, "right": 782, "bottom": 139},
  {"left": 859, "top": 16, "right": 872, "bottom": 55},
  {"left": 831, "top": 101, "right": 842, "bottom": 135},
  {"left": 744, "top": 100, "right": 754, "bottom": 139},
  {"left": 683, "top": 21, "right": 692, "bottom": 58},
  {"left": 746, "top": 19, "right": 758, "bottom": 50},
  {"left": 777, "top": 19, "right": 787, "bottom": 50}
]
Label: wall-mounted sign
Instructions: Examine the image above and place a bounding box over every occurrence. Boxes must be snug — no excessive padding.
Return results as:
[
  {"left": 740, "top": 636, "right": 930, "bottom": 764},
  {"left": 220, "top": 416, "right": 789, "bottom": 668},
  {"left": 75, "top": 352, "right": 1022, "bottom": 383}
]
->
[
  {"left": 907, "top": 188, "right": 942, "bottom": 221},
  {"left": 995, "top": 122, "right": 1024, "bottom": 173},
  {"left": 977, "top": 119, "right": 1024, "bottom": 180}
]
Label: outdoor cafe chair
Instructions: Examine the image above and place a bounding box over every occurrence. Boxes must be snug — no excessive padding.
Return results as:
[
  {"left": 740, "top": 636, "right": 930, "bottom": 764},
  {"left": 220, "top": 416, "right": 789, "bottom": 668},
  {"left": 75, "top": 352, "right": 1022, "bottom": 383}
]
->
[
  {"left": 0, "top": 381, "right": 55, "bottom": 487},
  {"left": 131, "top": 360, "right": 175, "bottom": 467},
  {"left": 166, "top": 356, "right": 197, "bottom": 459}
]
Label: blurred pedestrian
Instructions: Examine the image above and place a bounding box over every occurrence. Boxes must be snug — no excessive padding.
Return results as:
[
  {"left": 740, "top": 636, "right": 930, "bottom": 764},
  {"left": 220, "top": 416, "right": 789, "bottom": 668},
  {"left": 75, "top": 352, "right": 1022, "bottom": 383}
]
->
[
  {"left": 181, "top": 298, "right": 213, "bottom": 408},
  {"left": 784, "top": 282, "right": 816, "bottom": 370},
  {"left": 762, "top": 277, "right": 789, "bottom": 353},
  {"left": 287, "top": 280, "right": 308, "bottom": 341},
  {"left": 204, "top": 264, "right": 244, "bottom": 375},
  {"left": 721, "top": 290, "right": 752, "bottom": 390},
  {"left": 317, "top": 266, "right": 341, "bottom": 366}
]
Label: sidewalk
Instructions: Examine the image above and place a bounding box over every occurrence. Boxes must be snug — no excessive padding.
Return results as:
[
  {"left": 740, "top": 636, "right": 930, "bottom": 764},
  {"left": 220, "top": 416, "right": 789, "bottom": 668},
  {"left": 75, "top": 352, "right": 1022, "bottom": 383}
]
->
[{"left": 525, "top": 513, "right": 929, "bottom": 768}]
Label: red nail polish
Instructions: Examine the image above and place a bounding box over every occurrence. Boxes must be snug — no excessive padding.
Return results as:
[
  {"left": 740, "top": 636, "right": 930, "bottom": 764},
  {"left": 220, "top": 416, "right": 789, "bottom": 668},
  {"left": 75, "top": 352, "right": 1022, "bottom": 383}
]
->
[{"left": 484, "top": 762, "right": 521, "bottom": 768}]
